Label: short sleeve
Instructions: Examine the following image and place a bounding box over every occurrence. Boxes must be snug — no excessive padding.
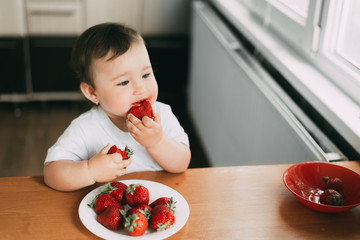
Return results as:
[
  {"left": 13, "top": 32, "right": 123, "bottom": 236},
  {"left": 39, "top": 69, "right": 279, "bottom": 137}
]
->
[
  {"left": 44, "top": 119, "right": 89, "bottom": 163},
  {"left": 155, "top": 102, "right": 190, "bottom": 147}
]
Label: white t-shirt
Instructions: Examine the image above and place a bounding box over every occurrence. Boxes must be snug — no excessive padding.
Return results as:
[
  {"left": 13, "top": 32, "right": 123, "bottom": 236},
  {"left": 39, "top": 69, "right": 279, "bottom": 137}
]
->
[{"left": 44, "top": 101, "right": 189, "bottom": 173}]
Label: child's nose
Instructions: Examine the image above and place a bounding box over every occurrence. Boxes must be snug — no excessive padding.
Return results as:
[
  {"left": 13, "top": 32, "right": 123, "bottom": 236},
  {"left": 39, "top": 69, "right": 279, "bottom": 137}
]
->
[{"left": 133, "top": 80, "right": 146, "bottom": 96}]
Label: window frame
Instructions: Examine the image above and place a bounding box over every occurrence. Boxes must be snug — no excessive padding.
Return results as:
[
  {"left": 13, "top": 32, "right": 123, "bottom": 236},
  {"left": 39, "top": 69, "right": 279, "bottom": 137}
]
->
[
  {"left": 239, "top": 0, "right": 322, "bottom": 52},
  {"left": 234, "top": 0, "right": 360, "bottom": 104},
  {"left": 314, "top": 0, "right": 360, "bottom": 104}
]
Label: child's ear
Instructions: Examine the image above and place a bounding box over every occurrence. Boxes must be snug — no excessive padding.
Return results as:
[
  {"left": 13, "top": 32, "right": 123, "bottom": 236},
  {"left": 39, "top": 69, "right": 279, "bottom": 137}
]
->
[{"left": 80, "top": 82, "right": 99, "bottom": 105}]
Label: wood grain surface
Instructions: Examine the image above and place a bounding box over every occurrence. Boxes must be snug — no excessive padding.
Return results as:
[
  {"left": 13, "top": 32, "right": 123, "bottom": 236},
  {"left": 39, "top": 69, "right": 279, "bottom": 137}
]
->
[{"left": 0, "top": 161, "right": 359, "bottom": 239}]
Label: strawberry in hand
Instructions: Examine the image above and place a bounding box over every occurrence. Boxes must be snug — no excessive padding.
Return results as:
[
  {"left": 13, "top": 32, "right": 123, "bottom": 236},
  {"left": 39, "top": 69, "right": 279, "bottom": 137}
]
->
[
  {"left": 107, "top": 145, "right": 133, "bottom": 160},
  {"left": 128, "top": 99, "right": 154, "bottom": 120}
]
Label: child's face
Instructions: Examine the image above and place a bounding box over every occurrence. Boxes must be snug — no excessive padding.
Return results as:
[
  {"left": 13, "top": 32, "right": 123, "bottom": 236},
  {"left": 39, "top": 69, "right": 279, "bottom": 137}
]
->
[{"left": 91, "top": 42, "right": 158, "bottom": 119}]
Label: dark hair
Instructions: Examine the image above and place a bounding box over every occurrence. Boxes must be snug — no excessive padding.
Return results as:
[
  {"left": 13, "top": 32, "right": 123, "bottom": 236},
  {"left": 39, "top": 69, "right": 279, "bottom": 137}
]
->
[{"left": 70, "top": 23, "right": 144, "bottom": 88}]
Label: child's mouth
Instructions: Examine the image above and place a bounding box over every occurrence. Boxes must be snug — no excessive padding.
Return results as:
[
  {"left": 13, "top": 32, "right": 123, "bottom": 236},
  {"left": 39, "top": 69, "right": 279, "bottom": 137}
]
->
[{"left": 131, "top": 99, "right": 149, "bottom": 107}]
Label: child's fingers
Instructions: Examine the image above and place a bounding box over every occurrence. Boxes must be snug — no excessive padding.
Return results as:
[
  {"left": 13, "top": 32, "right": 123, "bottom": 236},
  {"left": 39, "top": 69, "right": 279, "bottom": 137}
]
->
[
  {"left": 113, "top": 154, "right": 123, "bottom": 163},
  {"left": 115, "top": 159, "right": 131, "bottom": 177},
  {"left": 143, "top": 116, "right": 154, "bottom": 127},
  {"left": 100, "top": 144, "right": 112, "bottom": 154},
  {"left": 123, "top": 158, "right": 132, "bottom": 167},
  {"left": 127, "top": 113, "right": 141, "bottom": 123},
  {"left": 115, "top": 169, "right": 127, "bottom": 178},
  {"left": 126, "top": 115, "right": 140, "bottom": 130},
  {"left": 126, "top": 119, "right": 142, "bottom": 135},
  {"left": 153, "top": 112, "right": 161, "bottom": 124}
]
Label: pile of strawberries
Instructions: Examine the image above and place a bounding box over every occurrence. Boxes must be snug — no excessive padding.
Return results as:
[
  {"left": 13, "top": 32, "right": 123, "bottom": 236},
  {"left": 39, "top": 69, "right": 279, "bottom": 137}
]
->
[
  {"left": 88, "top": 181, "right": 176, "bottom": 237},
  {"left": 319, "top": 176, "right": 345, "bottom": 206}
]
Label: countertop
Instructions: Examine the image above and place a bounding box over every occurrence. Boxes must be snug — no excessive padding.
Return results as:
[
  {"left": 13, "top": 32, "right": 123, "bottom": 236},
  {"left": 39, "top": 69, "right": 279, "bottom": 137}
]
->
[{"left": 1, "top": 161, "right": 359, "bottom": 239}]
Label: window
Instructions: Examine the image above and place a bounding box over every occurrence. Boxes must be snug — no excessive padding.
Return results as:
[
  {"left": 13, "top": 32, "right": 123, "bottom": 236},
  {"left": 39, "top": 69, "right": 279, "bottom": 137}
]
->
[
  {"left": 238, "top": 0, "right": 321, "bottom": 52},
  {"left": 235, "top": 0, "right": 360, "bottom": 104},
  {"left": 317, "top": 0, "right": 360, "bottom": 104},
  {"left": 277, "top": 0, "right": 309, "bottom": 18},
  {"left": 336, "top": 0, "right": 360, "bottom": 69}
]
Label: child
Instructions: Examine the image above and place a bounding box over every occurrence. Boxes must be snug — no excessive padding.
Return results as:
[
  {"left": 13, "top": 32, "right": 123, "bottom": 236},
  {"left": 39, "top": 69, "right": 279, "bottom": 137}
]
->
[{"left": 44, "top": 23, "right": 191, "bottom": 191}]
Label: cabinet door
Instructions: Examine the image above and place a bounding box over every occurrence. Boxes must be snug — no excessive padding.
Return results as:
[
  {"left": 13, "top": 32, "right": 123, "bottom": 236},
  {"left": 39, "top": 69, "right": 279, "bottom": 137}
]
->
[
  {"left": 142, "top": 0, "right": 190, "bottom": 36},
  {"left": 86, "top": 0, "right": 142, "bottom": 32},
  {"left": 26, "top": 0, "right": 85, "bottom": 36},
  {"left": 0, "top": 38, "right": 27, "bottom": 93},
  {"left": 29, "top": 37, "right": 79, "bottom": 92},
  {"left": 0, "top": 0, "right": 26, "bottom": 36}
]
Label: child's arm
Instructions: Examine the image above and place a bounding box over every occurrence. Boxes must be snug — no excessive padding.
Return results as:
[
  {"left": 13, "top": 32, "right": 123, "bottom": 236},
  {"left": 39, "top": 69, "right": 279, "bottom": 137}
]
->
[
  {"left": 146, "top": 136, "right": 191, "bottom": 173},
  {"left": 44, "top": 144, "right": 132, "bottom": 191},
  {"left": 126, "top": 113, "right": 191, "bottom": 173}
]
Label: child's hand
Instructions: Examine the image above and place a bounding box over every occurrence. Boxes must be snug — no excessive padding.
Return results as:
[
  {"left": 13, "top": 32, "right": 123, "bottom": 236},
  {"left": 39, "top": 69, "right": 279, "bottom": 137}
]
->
[
  {"left": 126, "top": 112, "right": 163, "bottom": 148},
  {"left": 87, "top": 144, "right": 132, "bottom": 183}
]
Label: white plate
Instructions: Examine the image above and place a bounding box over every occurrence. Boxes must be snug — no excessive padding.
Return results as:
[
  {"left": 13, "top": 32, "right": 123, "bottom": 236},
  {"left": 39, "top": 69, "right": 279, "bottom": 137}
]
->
[{"left": 79, "top": 179, "right": 190, "bottom": 239}]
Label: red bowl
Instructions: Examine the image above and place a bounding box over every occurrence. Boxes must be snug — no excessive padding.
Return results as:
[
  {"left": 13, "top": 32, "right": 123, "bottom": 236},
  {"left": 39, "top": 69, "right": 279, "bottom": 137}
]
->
[{"left": 283, "top": 161, "right": 360, "bottom": 213}]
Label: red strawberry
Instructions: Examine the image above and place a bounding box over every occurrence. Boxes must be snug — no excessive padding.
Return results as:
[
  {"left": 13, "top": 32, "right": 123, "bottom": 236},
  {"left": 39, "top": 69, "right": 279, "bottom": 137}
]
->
[
  {"left": 150, "top": 197, "right": 176, "bottom": 213},
  {"left": 150, "top": 197, "right": 169, "bottom": 208},
  {"left": 128, "top": 100, "right": 154, "bottom": 120},
  {"left": 127, "top": 204, "right": 152, "bottom": 220},
  {"left": 89, "top": 193, "right": 121, "bottom": 214},
  {"left": 320, "top": 189, "right": 344, "bottom": 206},
  {"left": 322, "top": 176, "right": 344, "bottom": 194},
  {"left": 107, "top": 145, "right": 133, "bottom": 159},
  {"left": 125, "top": 184, "right": 150, "bottom": 207},
  {"left": 150, "top": 204, "right": 175, "bottom": 231},
  {"left": 121, "top": 210, "right": 148, "bottom": 236},
  {"left": 108, "top": 181, "right": 128, "bottom": 204},
  {"left": 96, "top": 205, "right": 124, "bottom": 230}
]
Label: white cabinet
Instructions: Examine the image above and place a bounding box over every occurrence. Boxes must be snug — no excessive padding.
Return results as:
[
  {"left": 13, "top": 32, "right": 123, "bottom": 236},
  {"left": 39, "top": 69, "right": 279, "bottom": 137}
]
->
[
  {"left": 85, "top": 0, "right": 142, "bottom": 32},
  {"left": 26, "top": 0, "right": 85, "bottom": 36},
  {"left": 0, "top": 0, "right": 190, "bottom": 37},
  {"left": 86, "top": 0, "right": 190, "bottom": 36},
  {"left": 142, "top": 0, "right": 190, "bottom": 36},
  {"left": 0, "top": 0, "right": 26, "bottom": 36}
]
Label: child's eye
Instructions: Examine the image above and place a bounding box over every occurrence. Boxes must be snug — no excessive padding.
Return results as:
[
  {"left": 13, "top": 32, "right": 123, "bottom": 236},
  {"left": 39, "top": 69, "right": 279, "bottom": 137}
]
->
[
  {"left": 117, "top": 80, "right": 129, "bottom": 86},
  {"left": 142, "top": 73, "right": 151, "bottom": 79}
]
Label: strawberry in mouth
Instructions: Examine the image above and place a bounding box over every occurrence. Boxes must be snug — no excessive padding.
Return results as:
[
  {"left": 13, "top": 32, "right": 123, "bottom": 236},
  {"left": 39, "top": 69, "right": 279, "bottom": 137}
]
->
[{"left": 128, "top": 99, "right": 154, "bottom": 120}]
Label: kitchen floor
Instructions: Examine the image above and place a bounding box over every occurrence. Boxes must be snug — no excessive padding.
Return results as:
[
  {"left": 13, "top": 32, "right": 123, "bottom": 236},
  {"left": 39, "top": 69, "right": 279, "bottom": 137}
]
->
[{"left": 0, "top": 101, "right": 210, "bottom": 177}]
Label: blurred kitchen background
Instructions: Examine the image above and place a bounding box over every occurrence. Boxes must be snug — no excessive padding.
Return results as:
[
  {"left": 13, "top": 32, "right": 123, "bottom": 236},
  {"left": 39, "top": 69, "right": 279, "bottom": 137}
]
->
[{"left": 1, "top": 0, "right": 360, "bottom": 177}]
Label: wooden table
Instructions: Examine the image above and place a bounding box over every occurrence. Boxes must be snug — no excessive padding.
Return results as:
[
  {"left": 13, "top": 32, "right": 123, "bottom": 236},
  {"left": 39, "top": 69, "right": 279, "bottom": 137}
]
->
[{"left": 1, "top": 161, "right": 360, "bottom": 240}]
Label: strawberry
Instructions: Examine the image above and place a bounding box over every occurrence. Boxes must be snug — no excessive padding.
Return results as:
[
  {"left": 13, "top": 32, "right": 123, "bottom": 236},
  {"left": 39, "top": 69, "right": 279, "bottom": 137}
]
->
[
  {"left": 107, "top": 145, "right": 133, "bottom": 160},
  {"left": 320, "top": 189, "right": 344, "bottom": 206},
  {"left": 150, "top": 197, "right": 176, "bottom": 213},
  {"left": 150, "top": 197, "right": 170, "bottom": 208},
  {"left": 150, "top": 204, "right": 175, "bottom": 231},
  {"left": 127, "top": 204, "right": 152, "bottom": 220},
  {"left": 125, "top": 184, "right": 150, "bottom": 207},
  {"left": 96, "top": 205, "right": 124, "bottom": 230},
  {"left": 89, "top": 193, "right": 121, "bottom": 214},
  {"left": 128, "top": 100, "right": 154, "bottom": 120},
  {"left": 322, "top": 176, "right": 344, "bottom": 194},
  {"left": 107, "top": 181, "right": 128, "bottom": 204},
  {"left": 121, "top": 210, "right": 148, "bottom": 236}
]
